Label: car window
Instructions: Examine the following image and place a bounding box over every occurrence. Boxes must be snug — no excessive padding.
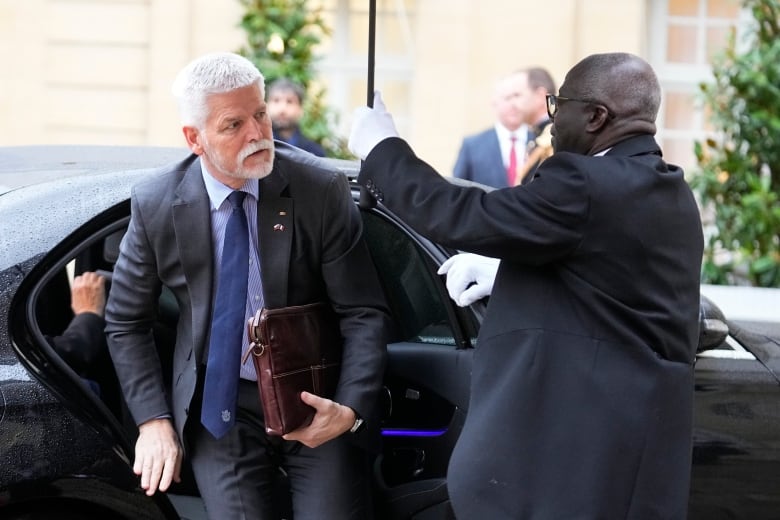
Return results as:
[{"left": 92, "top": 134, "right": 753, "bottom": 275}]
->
[{"left": 361, "top": 211, "right": 456, "bottom": 346}]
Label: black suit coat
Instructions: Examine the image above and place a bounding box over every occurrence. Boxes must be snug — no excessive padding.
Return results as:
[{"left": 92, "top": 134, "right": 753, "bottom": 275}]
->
[
  {"left": 359, "top": 135, "right": 703, "bottom": 519},
  {"left": 280, "top": 128, "right": 326, "bottom": 157},
  {"left": 48, "top": 312, "right": 106, "bottom": 376},
  {"left": 47, "top": 312, "right": 120, "bottom": 409},
  {"left": 106, "top": 143, "right": 389, "bottom": 449}
]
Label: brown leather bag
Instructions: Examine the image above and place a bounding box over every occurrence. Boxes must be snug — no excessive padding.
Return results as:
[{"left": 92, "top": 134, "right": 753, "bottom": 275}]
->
[{"left": 242, "top": 302, "right": 343, "bottom": 436}]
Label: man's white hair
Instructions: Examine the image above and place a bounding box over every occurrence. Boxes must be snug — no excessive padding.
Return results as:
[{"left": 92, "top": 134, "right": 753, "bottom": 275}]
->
[{"left": 171, "top": 52, "right": 265, "bottom": 128}]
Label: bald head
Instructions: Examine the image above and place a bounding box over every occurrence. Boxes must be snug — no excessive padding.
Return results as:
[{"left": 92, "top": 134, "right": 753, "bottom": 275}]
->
[
  {"left": 551, "top": 53, "right": 661, "bottom": 154},
  {"left": 566, "top": 52, "right": 660, "bottom": 125}
]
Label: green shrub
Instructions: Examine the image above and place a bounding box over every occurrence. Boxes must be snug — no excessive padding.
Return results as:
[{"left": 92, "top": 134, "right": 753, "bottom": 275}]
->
[
  {"left": 691, "top": 0, "right": 780, "bottom": 287},
  {"left": 237, "top": 0, "right": 351, "bottom": 158}
]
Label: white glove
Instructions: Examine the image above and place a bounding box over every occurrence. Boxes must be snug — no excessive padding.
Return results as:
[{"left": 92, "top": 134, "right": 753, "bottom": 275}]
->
[
  {"left": 348, "top": 90, "right": 400, "bottom": 159},
  {"left": 437, "top": 253, "right": 500, "bottom": 307}
]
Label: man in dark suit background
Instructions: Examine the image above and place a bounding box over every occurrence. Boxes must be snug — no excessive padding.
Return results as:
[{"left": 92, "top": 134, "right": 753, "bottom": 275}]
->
[
  {"left": 267, "top": 77, "right": 327, "bottom": 157},
  {"left": 452, "top": 70, "right": 533, "bottom": 188},
  {"left": 349, "top": 53, "right": 703, "bottom": 519},
  {"left": 105, "top": 52, "right": 389, "bottom": 519}
]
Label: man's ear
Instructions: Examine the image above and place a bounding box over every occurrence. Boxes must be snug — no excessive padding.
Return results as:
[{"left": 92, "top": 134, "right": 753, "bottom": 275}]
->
[
  {"left": 182, "top": 126, "right": 204, "bottom": 155},
  {"left": 584, "top": 106, "right": 610, "bottom": 133}
]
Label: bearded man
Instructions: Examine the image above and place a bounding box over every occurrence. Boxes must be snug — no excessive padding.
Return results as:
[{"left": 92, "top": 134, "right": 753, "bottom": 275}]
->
[{"left": 105, "top": 52, "right": 389, "bottom": 520}]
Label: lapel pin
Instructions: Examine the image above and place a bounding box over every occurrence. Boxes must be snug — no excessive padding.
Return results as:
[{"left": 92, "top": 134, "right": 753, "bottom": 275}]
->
[
  {"left": 273, "top": 224, "right": 285, "bottom": 231},
  {"left": 279, "top": 211, "right": 287, "bottom": 216}
]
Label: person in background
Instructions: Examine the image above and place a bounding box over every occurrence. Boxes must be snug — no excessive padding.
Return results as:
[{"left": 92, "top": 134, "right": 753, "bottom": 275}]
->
[
  {"left": 105, "top": 52, "right": 389, "bottom": 519},
  {"left": 452, "top": 70, "right": 532, "bottom": 188},
  {"left": 349, "top": 52, "right": 703, "bottom": 519},
  {"left": 512, "top": 66, "right": 556, "bottom": 184},
  {"left": 267, "top": 77, "right": 326, "bottom": 157}
]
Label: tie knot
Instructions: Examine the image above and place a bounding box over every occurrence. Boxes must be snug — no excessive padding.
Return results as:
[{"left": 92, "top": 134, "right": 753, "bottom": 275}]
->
[
  {"left": 510, "top": 135, "right": 517, "bottom": 144},
  {"left": 228, "top": 190, "right": 246, "bottom": 209}
]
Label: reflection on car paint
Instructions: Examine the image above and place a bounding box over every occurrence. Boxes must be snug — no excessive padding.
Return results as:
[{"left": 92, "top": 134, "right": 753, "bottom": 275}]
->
[{"left": 0, "top": 365, "right": 30, "bottom": 382}]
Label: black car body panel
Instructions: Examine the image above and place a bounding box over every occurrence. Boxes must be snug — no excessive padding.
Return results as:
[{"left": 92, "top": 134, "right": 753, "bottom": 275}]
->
[{"left": 690, "top": 319, "right": 780, "bottom": 519}]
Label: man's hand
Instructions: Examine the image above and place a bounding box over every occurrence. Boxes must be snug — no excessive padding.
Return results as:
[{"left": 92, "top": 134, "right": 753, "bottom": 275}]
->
[
  {"left": 71, "top": 272, "right": 106, "bottom": 316},
  {"left": 437, "top": 253, "right": 500, "bottom": 307},
  {"left": 134, "top": 418, "right": 182, "bottom": 496},
  {"left": 282, "top": 392, "right": 355, "bottom": 448},
  {"left": 348, "top": 90, "right": 399, "bottom": 160}
]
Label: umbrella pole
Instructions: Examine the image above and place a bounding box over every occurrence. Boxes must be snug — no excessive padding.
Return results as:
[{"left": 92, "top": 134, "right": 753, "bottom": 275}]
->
[{"left": 359, "top": 0, "right": 378, "bottom": 209}]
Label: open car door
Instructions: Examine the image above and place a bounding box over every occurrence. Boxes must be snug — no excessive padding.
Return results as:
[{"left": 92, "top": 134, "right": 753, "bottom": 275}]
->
[{"left": 358, "top": 201, "right": 479, "bottom": 519}]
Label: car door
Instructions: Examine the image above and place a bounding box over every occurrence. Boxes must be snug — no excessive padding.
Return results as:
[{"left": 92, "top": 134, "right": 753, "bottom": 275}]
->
[
  {"left": 4, "top": 200, "right": 181, "bottom": 519},
  {"left": 690, "top": 319, "right": 780, "bottom": 519},
  {"left": 357, "top": 201, "right": 479, "bottom": 519}
]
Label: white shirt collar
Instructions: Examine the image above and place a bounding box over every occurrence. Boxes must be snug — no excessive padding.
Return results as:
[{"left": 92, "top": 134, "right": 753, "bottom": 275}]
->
[{"left": 495, "top": 123, "right": 528, "bottom": 143}]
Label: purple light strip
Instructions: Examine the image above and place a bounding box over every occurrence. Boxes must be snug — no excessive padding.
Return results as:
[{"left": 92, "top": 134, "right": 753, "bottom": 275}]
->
[{"left": 381, "top": 428, "right": 448, "bottom": 437}]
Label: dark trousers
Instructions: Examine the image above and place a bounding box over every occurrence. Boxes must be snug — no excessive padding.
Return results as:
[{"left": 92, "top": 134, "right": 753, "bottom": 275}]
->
[{"left": 189, "top": 379, "right": 373, "bottom": 520}]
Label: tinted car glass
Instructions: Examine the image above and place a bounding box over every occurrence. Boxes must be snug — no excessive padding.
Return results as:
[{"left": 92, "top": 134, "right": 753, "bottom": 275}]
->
[{"left": 361, "top": 211, "right": 455, "bottom": 346}]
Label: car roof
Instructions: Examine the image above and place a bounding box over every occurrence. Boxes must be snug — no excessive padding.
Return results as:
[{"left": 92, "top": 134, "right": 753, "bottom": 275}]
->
[
  {"left": 0, "top": 145, "right": 190, "bottom": 195},
  {"left": 0, "top": 144, "right": 361, "bottom": 271}
]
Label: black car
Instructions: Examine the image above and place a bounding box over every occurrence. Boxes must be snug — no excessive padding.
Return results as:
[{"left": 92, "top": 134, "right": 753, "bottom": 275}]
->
[{"left": 0, "top": 145, "right": 778, "bottom": 520}]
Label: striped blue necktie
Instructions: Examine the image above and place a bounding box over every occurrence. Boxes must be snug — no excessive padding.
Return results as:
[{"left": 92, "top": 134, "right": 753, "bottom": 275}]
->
[{"left": 201, "top": 190, "right": 249, "bottom": 439}]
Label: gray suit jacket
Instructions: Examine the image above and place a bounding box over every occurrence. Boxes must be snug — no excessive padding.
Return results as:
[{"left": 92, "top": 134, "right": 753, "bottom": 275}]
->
[{"left": 105, "top": 143, "right": 389, "bottom": 449}]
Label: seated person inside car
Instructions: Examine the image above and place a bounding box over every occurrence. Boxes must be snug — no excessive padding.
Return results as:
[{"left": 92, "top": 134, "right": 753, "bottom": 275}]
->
[{"left": 46, "top": 271, "right": 114, "bottom": 397}]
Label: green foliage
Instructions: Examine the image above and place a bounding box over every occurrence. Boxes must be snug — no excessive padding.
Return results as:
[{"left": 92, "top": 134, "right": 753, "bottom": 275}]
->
[
  {"left": 237, "top": 0, "right": 351, "bottom": 158},
  {"left": 691, "top": 0, "right": 780, "bottom": 286}
]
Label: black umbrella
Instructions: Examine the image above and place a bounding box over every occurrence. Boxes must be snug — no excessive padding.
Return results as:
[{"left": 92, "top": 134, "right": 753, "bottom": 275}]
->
[
  {"left": 359, "top": 0, "right": 378, "bottom": 209},
  {"left": 367, "top": 0, "right": 376, "bottom": 108}
]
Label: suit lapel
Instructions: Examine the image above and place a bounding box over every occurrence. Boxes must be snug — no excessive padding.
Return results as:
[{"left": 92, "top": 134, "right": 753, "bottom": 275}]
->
[
  {"left": 172, "top": 158, "right": 214, "bottom": 363},
  {"left": 258, "top": 159, "right": 293, "bottom": 309}
]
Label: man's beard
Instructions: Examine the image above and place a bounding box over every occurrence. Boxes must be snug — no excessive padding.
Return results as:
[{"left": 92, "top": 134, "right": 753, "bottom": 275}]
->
[
  {"left": 272, "top": 120, "right": 297, "bottom": 133},
  {"left": 205, "top": 139, "right": 276, "bottom": 180}
]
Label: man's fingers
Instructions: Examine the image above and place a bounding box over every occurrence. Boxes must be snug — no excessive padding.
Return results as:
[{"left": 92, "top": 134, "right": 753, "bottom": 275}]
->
[
  {"left": 299, "top": 390, "right": 326, "bottom": 409},
  {"left": 445, "top": 267, "right": 472, "bottom": 303},
  {"left": 457, "top": 284, "right": 489, "bottom": 307},
  {"left": 144, "top": 459, "right": 164, "bottom": 496},
  {"left": 135, "top": 448, "right": 160, "bottom": 494},
  {"left": 133, "top": 453, "right": 145, "bottom": 477},
  {"left": 373, "top": 90, "right": 386, "bottom": 111},
  {"left": 134, "top": 418, "right": 182, "bottom": 496},
  {"left": 142, "top": 451, "right": 183, "bottom": 495},
  {"left": 137, "top": 455, "right": 154, "bottom": 492},
  {"left": 158, "top": 452, "right": 182, "bottom": 492},
  {"left": 437, "top": 256, "right": 457, "bottom": 275},
  {"left": 283, "top": 394, "right": 348, "bottom": 448}
]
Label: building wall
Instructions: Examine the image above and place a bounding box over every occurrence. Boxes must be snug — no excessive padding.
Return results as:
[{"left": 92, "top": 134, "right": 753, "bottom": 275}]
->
[
  {"left": 0, "top": 0, "right": 245, "bottom": 149},
  {"left": 0, "top": 0, "right": 711, "bottom": 176},
  {"left": 409, "top": 0, "right": 647, "bottom": 173}
]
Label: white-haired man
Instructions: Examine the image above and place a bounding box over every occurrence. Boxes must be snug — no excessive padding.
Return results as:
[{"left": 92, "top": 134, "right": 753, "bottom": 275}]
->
[{"left": 106, "top": 52, "right": 389, "bottom": 519}]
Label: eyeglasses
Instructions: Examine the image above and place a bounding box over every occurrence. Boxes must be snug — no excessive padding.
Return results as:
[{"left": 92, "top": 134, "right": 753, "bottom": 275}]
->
[{"left": 546, "top": 94, "right": 616, "bottom": 120}]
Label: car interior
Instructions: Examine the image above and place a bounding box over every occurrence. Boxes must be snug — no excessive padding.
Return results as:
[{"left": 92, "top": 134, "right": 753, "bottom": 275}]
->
[{"left": 25, "top": 198, "right": 478, "bottom": 519}]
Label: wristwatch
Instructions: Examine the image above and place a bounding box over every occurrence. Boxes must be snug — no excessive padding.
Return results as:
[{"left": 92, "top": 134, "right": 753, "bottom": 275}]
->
[{"left": 349, "top": 413, "right": 365, "bottom": 434}]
